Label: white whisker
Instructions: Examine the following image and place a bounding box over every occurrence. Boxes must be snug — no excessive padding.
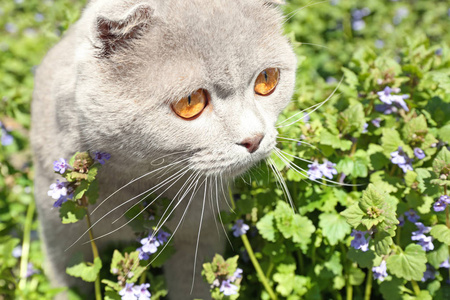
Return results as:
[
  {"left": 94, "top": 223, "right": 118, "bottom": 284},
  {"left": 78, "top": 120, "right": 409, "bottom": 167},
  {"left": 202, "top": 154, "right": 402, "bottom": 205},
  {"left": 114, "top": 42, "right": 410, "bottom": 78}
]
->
[{"left": 215, "top": 176, "right": 234, "bottom": 250}]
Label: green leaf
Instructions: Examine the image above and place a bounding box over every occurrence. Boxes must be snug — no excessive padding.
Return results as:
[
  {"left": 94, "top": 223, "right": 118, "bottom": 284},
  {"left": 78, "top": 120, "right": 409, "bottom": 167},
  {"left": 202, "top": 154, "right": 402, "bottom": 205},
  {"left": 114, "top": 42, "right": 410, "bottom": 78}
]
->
[
  {"left": 66, "top": 257, "right": 102, "bottom": 282},
  {"left": 72, "top": 180, "right": 89, "bottom": 201},
  {"left": 379, "top": 276, "right": 404, "bottom": 300},
  {"left": 347, "top": 247, "right": 375, "bottom": 268},
  {"left": 349, "top": 265, "right": 365, "bottom": 286},
  {"left": 427, "top": 244, "right": 449, "bottom": 269},
  {"left": 59, "top": 201, "right": 86, "bottom": 224},
  {"left": 340, "top": 103, "right": 366, "bottom": 135},
  {"left": 433, "top": 147, "right": 450, "bottom": 176},
  {"left": 86, "top": 179, "right": 99, "bottom": 205},
  {"left": 405, "top": 171, "right": 418, "bottom": 187},
  {"left": 374, "top": 231, "right": 393, "bottom": 256},
  {"left": 320, "top": 129, "right": 353, "bottom": 151},
  {"left": 342, "top": 67, "right": 359, "bottom": 89},
  {"left": 256, "top": 213, "right": 277, "bottom": 242},
  {"left": 87, "top": 165, "right": 99, "bottom": 182},
  {"left": 439, "top": 124, "right": 450, "bottom": 144},
  {"left": 402, "top": 115, "right": 428, "bottom": 143},
  {"left": 381, "top": 128, "right": 408, "bottom": 157},
  {"left": 430, "top": 224, "right": 450, "bottom": 245},
  {"left": 341, "top": 203, "right": 364, "bottom": 228},
  {"left": 352, "top": 151, "right": 369, "bottom": 178},
  {"left": 336, "top": 157, "right": 354, "bottom": 175},
  {"left": 386, "top": 244, "right": 427, "bottom": 281},
  {"left": 319, "top": 213, "right": 351, "bottom": 245}
]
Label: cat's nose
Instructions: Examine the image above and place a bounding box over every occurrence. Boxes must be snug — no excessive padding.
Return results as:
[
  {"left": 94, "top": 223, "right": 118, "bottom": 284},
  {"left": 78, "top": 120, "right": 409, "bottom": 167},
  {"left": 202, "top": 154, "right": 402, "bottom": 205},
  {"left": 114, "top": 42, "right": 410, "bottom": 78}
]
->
[{"left": 238, "top": 134, "right": 264, "bottom": 153}]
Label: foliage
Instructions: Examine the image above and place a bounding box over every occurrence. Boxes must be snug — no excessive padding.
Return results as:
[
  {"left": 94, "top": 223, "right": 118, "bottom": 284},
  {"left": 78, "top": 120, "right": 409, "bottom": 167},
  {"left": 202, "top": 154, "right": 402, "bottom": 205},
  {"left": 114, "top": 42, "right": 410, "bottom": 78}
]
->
[{"left": 1, "top": 0, "right": 450, "bottom": 299}]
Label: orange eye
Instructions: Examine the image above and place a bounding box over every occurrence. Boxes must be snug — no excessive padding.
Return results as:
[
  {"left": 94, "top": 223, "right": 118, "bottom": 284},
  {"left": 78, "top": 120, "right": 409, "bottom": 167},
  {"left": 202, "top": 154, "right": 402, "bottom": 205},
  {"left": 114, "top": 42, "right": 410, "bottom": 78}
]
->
[
  {"left": 172, "top": 89, "right": 208, "bottom": 119},
  {"left": 254, "top": 68, "right": 280, "bottom": 96}
]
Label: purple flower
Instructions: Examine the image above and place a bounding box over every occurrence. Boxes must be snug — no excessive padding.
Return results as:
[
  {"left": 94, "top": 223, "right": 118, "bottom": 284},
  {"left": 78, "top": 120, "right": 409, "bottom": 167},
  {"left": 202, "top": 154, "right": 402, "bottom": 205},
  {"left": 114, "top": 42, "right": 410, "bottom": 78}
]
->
[
  {"left": 362, "top": 123, "right": 368, "bottom": 133},
  {"left": 397, "top": 215, "right": 405, "bottom": 227},
  {"left": 34, "top": 13, "right": 44, "bottom": 22},
  {"left": 376, "top": 86, "right": 409, "bottom": 114},
  {"left": 412, "top": 234, "right": 434, "bottom": 251},
  {"left": 93, "top": 151, "right": 111, "bottom": 165},
  {"left": 47, "top": 180, "right": 68, "bottom": 200},
  {"left": 412, "top": 222, "right": 431, "bottom": 236},
  {"left": 232, "top": 219, "right": 250, "bottom": 237},
  {"left": 375, "top": 39, "right": 385, "bottom": 49},
  {"left": 157, "top": 230, "right": 171, "bottom": 244},
  {"left": 133, "top": 283, "right": 151, "bottom": 300},
  {"left": 390, "top": 147, "right": 413, "bottom": 173},
  {"left": 352, "top": 20, "right": 365, "bottom": 31},
  {"left": 404, "top": 209, "right": 420, "bottom": 222},
  {"left": 434, "top": 195, "right": 450, "bottom": 212},
  {"left": 0, "top": 121, "right": 13, "bottom": 146},
  {"left": 371, "top": 118, "right": 382, "bottom": 128},
  {"left": 440, "top": 259, "right": 450, "bottom": 269},
  {"left": 350, "top": 230, "right": 369, "bottom": 252},
  {"left": 26, "top": 262, "right": 39, "bottom": 278},
  {"left": 435, "top": 48, "right": 443, "bottom": 56},
  {"left": 319, "top": 161, "right": 338, "bottom": 179},
  {"left": 372, "top": 260, "right": 388, "bottom": 281},
  {"left": 53, "top": 158, "right": 70, "bottom": 174},
  {"left": 422, "top": 264, "right": 436, "bottom": 282},
  {"left": 137, "top": 247, "right": 149, "bottom": 261},
  {"left": 230, "top": 268, "right": 243, "bottom": 282},
  {"left": 12, "top": 245, "right": 22, "bottom": 258},
  {"left": 414, "top": 148, "right": 425, "bottom": 160},
  {"left": 220, "top": 279, "right": 239, "bottom": 296},
  {"left": 307, "top": 161, "right": 322, "bottom": 180},
  {"left": 393, "top": 7, "right": 409, "bottom": 25},
  {"left": 119, "top": 283, "right": 137, "bottom": 300},
  {"left": 140, "top": 236, "right": 160, "bottom": 255}
]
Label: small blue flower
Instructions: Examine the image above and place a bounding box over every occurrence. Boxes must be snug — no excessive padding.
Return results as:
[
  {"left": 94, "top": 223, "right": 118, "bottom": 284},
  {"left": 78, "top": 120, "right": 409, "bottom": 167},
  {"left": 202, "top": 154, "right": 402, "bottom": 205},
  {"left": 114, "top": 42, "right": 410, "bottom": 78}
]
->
[
  {"left": 34, "top": 13, "right": 44, "bottom": 22},
  {"left": 371, "top": 118, "right": 382, "bottom": 128},
  {"left": 319, "top": 161, "right": 338, "bottom": 179},
  {"left": 350, "top": 230, "right": 369, "bottom": 252},
  {"left": 157, "top": 230, "right": 171, "bottom": 244},
  {"left": 434, "top": 195, "right": 450, "bottom": 212},
  {"left": 119, "top": 283, "right": 138, "bottom": 300},
  {"left": 435, "top": 48, "right": 443, "bottom": 56},
  {"left": 0, "top": 121, "right": 13, "bottom": 146},
  {"left": 93, "top": 151, "right": 111, "bottom": 165},
  {"left": 53, "top": 158, "right": 70, "bottom": 174},
  {"left": 5, "top": 23, "right": 17, "bottom": 34},
  {"left": 12, "top": 245, "right": 22, "bottom": 258},
  {"left": 390, "top": 147, "right": 413, "bottom": 173},
  {"left": 376, "top": 86, "right": 409, "bottom": 114},
  {"left": 232, "top": 219, "right": 250, "bottom": 237},
  {"left": 412, "top": 234, "right": 434, "bottom": 251},
  {"left": 140, "top": 236, "right": 160, "bottom": 254},
  {"left": 307, "top": 161, "right": 322, "bottom": 180},
  {"left": 414, "top": 148, "right": 425, "bottom": 160},
  {"left": 362, "top": 123, "right": 368, "bottom": 133},
  {"left": 25, "top": 262, "right": 39, "bottom": 278},
  {"left": 393, "top": 7, "right": 409, "bottom": 25},
  {"left": 440, "top": 259, "right": 450, "bottom": 269},
  {"left": 397, "top": 215, "right": 405, "bottom": 227},
  {"left": 412, "top": 222, "right": 431, "bottom": 236},
  {"left": 230, "top": 268, "right": 243, "bottom": 282},
  {"left": 375, "top": 39, "right": 385, "bottom": 49},
  {"left": 133, "top": 283, "right": 151, "bottom": 300},
  {"left": 352, "top": 20, "right": 365, "bottom": 31},
  {"left": 421, "top": 264, "right": 436, "bottom": 282},
  {"left": 47, "top": 180, "right": 68, "bottom": 200},
  {"left": 404, "top": 209, "right": 420, "bottom": 223},
  {"left": 220, "top": 279, "right": 239, "bottom": 296},
  {"left": 372, "top": 260, "right": 388, "bottom": 281}
]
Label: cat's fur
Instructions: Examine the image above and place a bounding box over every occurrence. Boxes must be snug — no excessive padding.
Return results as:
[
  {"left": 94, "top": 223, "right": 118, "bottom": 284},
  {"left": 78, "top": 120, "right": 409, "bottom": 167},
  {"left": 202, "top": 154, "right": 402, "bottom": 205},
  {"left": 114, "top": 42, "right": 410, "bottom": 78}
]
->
[{"left": 31, "top": 0, "right": 296, "bottom": 299}]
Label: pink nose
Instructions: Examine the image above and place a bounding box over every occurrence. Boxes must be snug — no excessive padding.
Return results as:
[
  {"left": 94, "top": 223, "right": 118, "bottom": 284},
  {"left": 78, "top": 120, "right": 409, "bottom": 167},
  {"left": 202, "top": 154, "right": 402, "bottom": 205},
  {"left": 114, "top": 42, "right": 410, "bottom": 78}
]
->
[{"left": 238, "top": 134, "right": 264, "bottom": 153}]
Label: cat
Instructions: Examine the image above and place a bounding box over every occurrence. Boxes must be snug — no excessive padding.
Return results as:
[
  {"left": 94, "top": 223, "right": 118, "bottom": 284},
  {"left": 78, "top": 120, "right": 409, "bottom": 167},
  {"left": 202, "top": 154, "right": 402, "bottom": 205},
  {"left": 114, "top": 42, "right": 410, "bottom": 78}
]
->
[{"left": 31, "top": 0, "right": 297, "bottom": 299}]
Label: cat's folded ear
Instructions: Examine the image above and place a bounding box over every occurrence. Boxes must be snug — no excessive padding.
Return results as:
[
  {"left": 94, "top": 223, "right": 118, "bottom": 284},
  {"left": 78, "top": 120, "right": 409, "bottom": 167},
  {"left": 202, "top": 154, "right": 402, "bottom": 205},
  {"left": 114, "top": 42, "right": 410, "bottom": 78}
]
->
[{"left": 94, "top": 3, "right": 154, "bottom": 58}]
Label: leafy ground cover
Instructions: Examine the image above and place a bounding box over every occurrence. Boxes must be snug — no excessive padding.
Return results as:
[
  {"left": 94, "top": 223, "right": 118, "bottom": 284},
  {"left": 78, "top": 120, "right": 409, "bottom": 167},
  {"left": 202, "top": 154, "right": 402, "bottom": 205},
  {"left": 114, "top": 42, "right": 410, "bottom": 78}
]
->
[{"left": 1, "top": 0, "right": 450, "bottom": 299}]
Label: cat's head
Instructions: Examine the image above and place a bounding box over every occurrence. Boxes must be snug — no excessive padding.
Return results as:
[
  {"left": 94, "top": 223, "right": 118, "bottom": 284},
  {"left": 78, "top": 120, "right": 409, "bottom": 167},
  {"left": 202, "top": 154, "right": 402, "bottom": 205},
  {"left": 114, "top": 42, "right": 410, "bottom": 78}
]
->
[{"left": 74, "top": 0, "right": 296, "bottom": 177}]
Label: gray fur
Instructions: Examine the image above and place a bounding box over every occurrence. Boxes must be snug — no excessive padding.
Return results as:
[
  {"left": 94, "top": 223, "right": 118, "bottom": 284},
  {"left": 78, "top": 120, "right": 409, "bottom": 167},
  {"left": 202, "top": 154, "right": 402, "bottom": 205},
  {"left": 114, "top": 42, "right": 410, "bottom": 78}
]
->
[{"left": 31, "top": 0, "right": 296, "bottom": 299}]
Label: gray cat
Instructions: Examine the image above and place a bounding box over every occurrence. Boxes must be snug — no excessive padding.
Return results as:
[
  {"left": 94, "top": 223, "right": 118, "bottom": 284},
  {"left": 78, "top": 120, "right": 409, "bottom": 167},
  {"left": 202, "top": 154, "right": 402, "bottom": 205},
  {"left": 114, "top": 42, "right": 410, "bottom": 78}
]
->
[{"left": 31, "top": 0, "right": 296, "bottom": 299}]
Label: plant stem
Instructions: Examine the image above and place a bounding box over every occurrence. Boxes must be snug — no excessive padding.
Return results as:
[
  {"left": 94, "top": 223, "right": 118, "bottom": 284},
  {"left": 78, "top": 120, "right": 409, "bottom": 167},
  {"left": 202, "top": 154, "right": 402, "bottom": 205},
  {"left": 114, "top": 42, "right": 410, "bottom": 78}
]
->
[
  {"left": 85, "top": 209, "right": 102, "bottom": 300},
  {"left": 346, "top": 281, "right": 353, "bottom": 300},
  {"left": 18, "top": 199, "right": 35, "bottom": 290},
  {"left": 364, "top": 269, "right": 373, "bottom": 300},
  {"left": 240, "top": 234, "right": 277, "bottom": 300},
  {"left": 411, "top": 280, "right": 421, "bottom": 296},
  {"left": 140, "top": 269, "right": 148, "bottom": 284}
]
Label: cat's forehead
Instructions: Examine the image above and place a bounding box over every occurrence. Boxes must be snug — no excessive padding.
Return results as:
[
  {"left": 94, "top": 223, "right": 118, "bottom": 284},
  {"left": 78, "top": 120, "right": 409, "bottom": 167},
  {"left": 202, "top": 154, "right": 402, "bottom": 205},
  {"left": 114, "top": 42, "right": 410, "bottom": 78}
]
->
[{"left": 146, "top": 0, "right": 290, "bottom": 92}]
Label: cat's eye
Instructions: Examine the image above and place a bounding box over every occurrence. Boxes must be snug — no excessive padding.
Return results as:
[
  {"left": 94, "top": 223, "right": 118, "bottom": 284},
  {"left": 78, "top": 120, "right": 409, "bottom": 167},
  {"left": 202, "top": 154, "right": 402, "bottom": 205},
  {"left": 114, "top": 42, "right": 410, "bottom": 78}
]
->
[
  {"left": 254, "top": 68, "right": 280, "bottom": 96},
  {"left": 172, "top": 89, "right": 208, "bottom": 119}
]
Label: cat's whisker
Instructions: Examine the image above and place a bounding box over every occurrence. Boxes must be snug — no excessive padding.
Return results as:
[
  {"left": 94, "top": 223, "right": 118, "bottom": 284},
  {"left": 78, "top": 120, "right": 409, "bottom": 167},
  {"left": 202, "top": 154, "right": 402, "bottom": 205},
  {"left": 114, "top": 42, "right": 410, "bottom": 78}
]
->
[
  {"left": 126, "top": 175, "right": 204, "bottom": 279},
  {"left": 209, "top": 177, "right": 221, "bottom": 239},
  {"left": 91, "top": 156, "right": 191, "bottom": 215},
  {"left": 282, "top": 0, "right": 330, "bottom": 25},
  {"left": 276, "top": 102, "right": 322, "bottom": 126},
  {"left": 276, "top": 136, "right": 323, "bottom": 153},
  {"left": 277, "top": 77, "right": 343, "bottom": 129},
  {"left": 190, "top": 177, "right": 208, "bottom": 294},
  {"left": 275, "top": 149, "right": 361, "bottom": 187},
  {"left": 81, "top": 166, "right": 193, "bottom": 245},
  {"left": 64, "top": 166, "right": 191, "bottom": 252},
  {"left": 215, "top": 176, "right": 234, "bottom": 250},
  {"left": 111, "top": 166, "right": 193, "bottom": 224},
  {"left": 220, "top": 175, "right": 235, "bottom": 214},
  {"left": 267, "top": 158, "right": 295, "bottom": 211},
  {"left": 150, "top": 150, "right": 192, "bottom": 166},
  {"left": 275, "top": 147, "right": 313, "bottom": 164}
]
